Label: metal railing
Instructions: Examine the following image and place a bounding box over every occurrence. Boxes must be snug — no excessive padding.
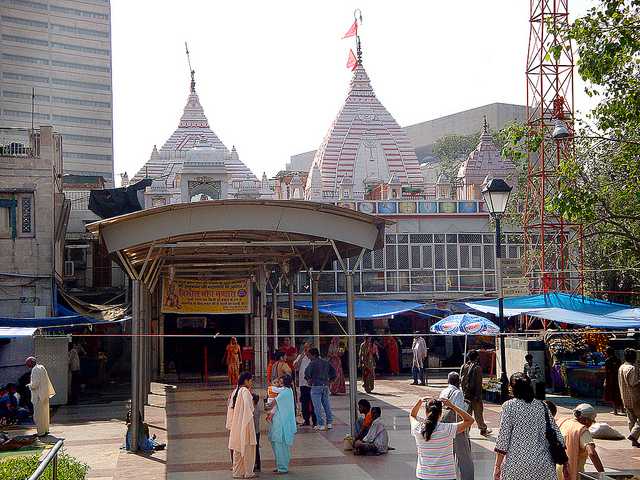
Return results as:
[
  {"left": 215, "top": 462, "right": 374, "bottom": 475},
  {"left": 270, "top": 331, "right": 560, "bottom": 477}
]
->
[
  {"left": 28, "top": 439, "right": 64, "bottom": 480},
  {"left": 0, "top": 127, "right": 39, "bottom": 157}
]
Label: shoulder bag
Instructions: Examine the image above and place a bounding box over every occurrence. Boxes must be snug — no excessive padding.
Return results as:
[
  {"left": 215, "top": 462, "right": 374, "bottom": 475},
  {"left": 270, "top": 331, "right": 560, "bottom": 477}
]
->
[{"left": 543, "top": 403, "right": 568, "bottom": 465}]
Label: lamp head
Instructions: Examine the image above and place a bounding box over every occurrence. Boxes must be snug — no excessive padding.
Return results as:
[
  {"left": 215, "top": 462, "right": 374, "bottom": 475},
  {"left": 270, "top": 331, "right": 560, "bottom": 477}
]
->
[
  {"left": 481, "top": 178, "right": 512, "bottom": 216},
  {"left": 552, "top": 120, "right": 571, "bottom": 140}
]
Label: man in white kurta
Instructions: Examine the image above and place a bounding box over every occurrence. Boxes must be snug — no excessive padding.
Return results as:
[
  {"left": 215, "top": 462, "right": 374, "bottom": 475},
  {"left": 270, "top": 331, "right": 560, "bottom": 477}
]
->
[{"left": 26, "top": 357, "right": 56, "bottom": 436}]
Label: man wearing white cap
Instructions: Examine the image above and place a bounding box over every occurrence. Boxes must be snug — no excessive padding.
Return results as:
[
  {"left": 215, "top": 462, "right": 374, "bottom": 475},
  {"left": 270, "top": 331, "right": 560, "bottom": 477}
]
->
[
  {"left": 25, "top": 357, "right": 56, "bottom": 436},
  {"left": 557, "top": 403, "right": 604, "bottom": 480}
]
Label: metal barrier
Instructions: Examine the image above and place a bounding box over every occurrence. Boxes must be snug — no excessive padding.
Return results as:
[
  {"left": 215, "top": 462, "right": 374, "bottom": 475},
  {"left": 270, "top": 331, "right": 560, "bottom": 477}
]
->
[{"left": 27, "top": 439, "right": 64, "bottom": 480}]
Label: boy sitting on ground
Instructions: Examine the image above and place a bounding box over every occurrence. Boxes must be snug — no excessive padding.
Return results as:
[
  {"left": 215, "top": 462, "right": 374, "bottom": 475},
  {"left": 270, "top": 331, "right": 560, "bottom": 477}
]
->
[
  {"left": 353, "top": 407, "right": 389, "bottom": 456},
  {"left": 354, "top": 399, "right": 372, "bottom": 439}
]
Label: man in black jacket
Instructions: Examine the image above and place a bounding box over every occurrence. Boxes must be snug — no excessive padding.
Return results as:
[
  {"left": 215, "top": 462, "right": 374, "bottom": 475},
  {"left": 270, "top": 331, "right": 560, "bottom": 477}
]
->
[
  {"left": 460, "top": 350, "right": 491, "bottom": 436},
  {"left": 304, "top": 348, "right": 336, "bottom": 431}
]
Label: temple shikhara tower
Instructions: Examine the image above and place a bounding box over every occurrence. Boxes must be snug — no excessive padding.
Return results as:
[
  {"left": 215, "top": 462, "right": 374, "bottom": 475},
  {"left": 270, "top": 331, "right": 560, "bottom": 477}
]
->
[
  {"left": 131, "top": 48, "right": 265, "bottom": 207},
  {"left": 305, "top": 43, "right": 424, "bottom": 201},
  {"left": 456, "top": 119, "right": 516, "bottom": 200}
]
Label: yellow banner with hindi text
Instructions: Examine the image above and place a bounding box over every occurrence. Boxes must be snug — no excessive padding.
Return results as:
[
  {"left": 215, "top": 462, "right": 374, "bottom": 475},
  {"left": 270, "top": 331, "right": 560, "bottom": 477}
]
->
[{"left": 161, "top": 277, "right": 251, "bottom": 314}]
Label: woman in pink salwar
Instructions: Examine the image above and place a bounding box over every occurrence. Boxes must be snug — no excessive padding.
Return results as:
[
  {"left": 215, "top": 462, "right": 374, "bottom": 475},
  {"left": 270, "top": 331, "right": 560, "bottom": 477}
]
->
[
  {"left": 328, "top": 336, "right": 346, "bottom": 395},
  {"left": 226, "top": 372, "right": 257, "bottom": 479}
]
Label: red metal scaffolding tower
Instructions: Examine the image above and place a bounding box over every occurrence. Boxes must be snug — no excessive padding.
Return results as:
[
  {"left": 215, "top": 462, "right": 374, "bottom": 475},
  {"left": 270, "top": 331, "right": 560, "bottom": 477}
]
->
[{"left": 524, "top": 0, "right": 583, "bottom": 293}]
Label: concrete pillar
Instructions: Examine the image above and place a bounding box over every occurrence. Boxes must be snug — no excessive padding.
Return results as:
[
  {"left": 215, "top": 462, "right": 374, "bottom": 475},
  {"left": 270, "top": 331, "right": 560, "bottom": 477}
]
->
[
  {"left": 346, "top": 272, "right": 358, "bottom": 439},
  {"left": 311, "top": 272, "right": 320, "bottom": 350},
  {"left": 288, "top": 276, "right": 295, "bottom": 344},
  {"left": 272, "top": 287, "right": 278, "bottom": 353},
  {"left": 159, "top": 313, "right": 165, "bottom": 378},
  {"left": 130, "top": 280, "right": 141, "bottom": 451},
  {"left": 260, "top": 274, "right": 268, "bottom": 383}
]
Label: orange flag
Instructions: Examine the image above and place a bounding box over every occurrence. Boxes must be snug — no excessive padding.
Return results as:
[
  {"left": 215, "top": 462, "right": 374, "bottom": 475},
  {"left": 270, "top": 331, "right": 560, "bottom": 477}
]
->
[
  {"left": 342, "top": 20, "right": 358, "bottom": 39},
  {"left": 346, "top": 49, "right": 357, "bottom": 70}
]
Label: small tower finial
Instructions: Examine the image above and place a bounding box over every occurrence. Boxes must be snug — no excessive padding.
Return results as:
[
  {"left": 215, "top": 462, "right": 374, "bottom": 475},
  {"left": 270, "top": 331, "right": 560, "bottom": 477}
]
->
[
  {"left": 354, "top": 9, "right": 363, "bottom": 64},
  {"left": 482, "top": 115, "right": 489, "bottom": 134},
  {"left": 185, "top": 42, "right": 196, "bottom": 93}
]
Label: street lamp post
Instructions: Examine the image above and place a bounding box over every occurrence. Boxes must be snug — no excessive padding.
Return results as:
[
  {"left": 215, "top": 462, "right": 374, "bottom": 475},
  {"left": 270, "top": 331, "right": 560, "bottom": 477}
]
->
[{"left": 482, "top": 178, "right": 513, "bottom": 403}]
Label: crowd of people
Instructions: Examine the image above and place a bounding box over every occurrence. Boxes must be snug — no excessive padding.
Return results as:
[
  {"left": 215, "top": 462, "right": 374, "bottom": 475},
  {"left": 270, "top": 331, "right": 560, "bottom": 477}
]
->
[
  {"left": 222, "top": 336, "right": 640, "bottom": 479},
  {"left": 224, "top": 337, "right": 396, "bottom": 478}
]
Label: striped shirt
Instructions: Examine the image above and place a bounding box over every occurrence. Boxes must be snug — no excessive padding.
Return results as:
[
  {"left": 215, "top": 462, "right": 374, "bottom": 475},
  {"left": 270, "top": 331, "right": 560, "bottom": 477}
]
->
[{"left": 410, "top": 416, "right": 457, "bottom": 480}]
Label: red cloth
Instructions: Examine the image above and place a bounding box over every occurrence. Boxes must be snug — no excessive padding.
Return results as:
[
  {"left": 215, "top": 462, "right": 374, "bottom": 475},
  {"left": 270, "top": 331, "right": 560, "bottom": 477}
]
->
[
  {"left": 346, "top": 49, "right": 357, "bottom": 70},
  {"left": 279, "top": 345, "right": 297, "bottom": 370},
  {"left": 342, "top": 20, "right": 358, "bottom": 39},
  {"left": 384, "top": 337, "right": 400, "bottom": 374}
]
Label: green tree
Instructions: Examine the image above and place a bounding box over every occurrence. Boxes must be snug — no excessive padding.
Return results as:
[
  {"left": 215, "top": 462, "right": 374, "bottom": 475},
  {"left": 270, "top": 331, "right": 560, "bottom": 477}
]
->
[
  {"left": 552, "top": 0, "right": 640, "bottom": 298},
  {"left": 432, "top": 132, "right": 479, "bottom": 187},
  {"left": 499, "top": 1, "right": 640, "bottom": 298}
]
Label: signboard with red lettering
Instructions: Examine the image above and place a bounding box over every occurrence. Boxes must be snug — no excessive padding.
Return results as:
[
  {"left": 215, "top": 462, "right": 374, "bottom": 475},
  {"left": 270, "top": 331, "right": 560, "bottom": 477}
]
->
[{"left": 162, "top": 277, "right": 251, "bottom": 314}]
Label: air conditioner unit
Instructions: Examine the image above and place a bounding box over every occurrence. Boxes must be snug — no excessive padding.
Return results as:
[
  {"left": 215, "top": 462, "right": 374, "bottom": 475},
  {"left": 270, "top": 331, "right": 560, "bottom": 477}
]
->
[{"left": 64, "top": 260, "right": 75, "bottom": 277}]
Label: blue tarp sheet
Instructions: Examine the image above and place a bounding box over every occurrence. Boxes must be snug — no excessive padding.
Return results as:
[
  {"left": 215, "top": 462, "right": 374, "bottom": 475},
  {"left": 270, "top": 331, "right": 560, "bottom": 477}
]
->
[
  {"left": 465, "top": 292, "right": 640, "bottom": 329},
  {"left": 465, "top": 292, "right": 629, "bottom": 317},
  {"left": 524, "top": 308, "right": 640, "bottom": 329},
  {"left": 294, "top": 300, "right": 424, "bottom": 319},
  {"left": 0, "top": 304, "right": 129, "bottom": 329}
]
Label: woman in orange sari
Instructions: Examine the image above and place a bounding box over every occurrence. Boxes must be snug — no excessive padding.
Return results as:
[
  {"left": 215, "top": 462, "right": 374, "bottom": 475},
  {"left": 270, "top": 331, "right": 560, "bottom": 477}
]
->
[
  {"left": 384, "top": 333, "right": 401, "bottom": 375},
  {"left": 223, "top": 337, "right": 242, "bottom": 386}
]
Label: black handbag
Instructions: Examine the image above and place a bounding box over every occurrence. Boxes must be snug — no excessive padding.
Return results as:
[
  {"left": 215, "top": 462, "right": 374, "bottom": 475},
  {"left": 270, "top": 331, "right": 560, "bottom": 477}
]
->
[{"left": 544, "top": 404, "right": 568, "bottom": 465}]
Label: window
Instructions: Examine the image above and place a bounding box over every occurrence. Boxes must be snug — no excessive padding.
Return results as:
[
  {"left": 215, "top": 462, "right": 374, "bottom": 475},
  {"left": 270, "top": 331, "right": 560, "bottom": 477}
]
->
[
  {"left": 52, "top": 96, "right": 110, "bottom": 108},
  {"left": 64, "top": 152, "right": 112, "bottom": 161},
  {"left": 51, "top": 114, "right": 111, "bottom": 126},
  {"left": 0, "top": 0, "right": 47, "bottom": 10},
  {"left": 63, "top": 134, "right": 111, "bottom": 144},
  {"left": 0, "top": 198, "right": 17, "bottom": 239},
  {"left": 51, "top": 60, "right": 110, "bottom": 73},
  {"left": 2, "top": 34, "right": 48, "bottom": 46},
  {"left": 49, "top": 4, "right": 109, "bottom": 20},
  {"left": 18, "top": 194, "right": 34, "bottom": 236},
  {"left": 2, "top": 53, "right": 49, "bottom": 65},
  {"left": 0, "top": 206, "right": 12, "bottom": 238},
  {"left": 51, "top": 78, "right": 111, "bottom": 91},
  {"left": 50, "top": 23, "right": 109, "bottom": 38},
  {"left": 3, "top": 90, "right": 50, "bottom": 102},
  {"left": 3, "top": 109, "right": 50, "bottom": 120},
  {"left": 3, "top": 72, "right": 49, "bottom": 84},
  {"left": 1, "top": 15, "right": 48, "bottom": 28},
  {"left": 50, "top": 41, "right": 110, "bottom": 56}
]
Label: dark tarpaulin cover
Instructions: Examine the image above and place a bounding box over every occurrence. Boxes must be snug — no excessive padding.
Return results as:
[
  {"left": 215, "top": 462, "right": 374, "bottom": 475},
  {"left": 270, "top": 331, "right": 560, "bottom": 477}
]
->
[{"left": 88, "top": 178, "right": 152, "bottom": 219}]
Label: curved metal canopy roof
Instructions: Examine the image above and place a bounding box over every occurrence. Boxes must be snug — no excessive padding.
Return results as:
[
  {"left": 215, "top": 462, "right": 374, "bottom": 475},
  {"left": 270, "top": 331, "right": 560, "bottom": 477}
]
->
[{"left": 87, "top": 200, "right": 387, "bottom": 288}]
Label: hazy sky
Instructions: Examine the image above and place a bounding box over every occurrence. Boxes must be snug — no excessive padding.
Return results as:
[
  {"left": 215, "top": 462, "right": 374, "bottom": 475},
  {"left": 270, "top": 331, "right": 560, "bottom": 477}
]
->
[{"left": 111, "top": 0, "right": 596, "bottom": 183}]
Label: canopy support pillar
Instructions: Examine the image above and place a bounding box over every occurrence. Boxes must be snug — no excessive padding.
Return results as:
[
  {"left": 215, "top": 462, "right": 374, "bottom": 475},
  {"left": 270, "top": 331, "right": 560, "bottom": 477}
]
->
[
  {"left": 345, "top": 271, "right": 357, "bottom": 439},
  {"left": 130, "top": 280, "right": 141, "bottom": 452},
  {"left": 311, "top": 272, "right": 320, "bottom": 350},
  {"left": 288, "top": 275, "right": 295, "bottom": 346},
  {"left": 330, "top": 244, "right": 366, "bottom": 439},
  {"left": 272, "top": 285, "right": 279, "bottom": 353}
]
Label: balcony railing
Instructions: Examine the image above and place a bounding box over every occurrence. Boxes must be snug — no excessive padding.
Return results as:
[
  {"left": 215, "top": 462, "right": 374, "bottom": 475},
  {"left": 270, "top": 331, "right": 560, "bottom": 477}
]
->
[{"left": 0, "top": 127, "right": 39, "bottom": 157}]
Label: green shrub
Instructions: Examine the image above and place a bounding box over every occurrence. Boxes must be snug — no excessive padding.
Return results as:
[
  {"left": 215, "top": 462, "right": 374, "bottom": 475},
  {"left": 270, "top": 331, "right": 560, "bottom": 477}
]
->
[{"left": 0, "top": 452, "right": 89, "bottom": 480}]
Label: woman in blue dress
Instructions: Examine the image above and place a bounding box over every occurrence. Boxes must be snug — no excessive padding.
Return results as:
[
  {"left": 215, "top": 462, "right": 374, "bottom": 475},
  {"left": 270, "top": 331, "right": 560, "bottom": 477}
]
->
[{"left": 268, "top": 374, "right": 297, "bottom": 474}]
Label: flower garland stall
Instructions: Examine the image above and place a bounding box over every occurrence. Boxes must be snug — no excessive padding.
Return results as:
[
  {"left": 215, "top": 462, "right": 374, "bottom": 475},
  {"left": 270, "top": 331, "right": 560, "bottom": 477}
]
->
[{"left": 545, "top": 330, "right": 609, "bottom": 399}]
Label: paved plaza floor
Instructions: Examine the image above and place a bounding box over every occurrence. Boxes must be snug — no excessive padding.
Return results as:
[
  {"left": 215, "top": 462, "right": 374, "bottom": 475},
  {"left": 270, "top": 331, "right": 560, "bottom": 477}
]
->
[{"left": 7, "top": 377, "right": 640, "bottom": 479}]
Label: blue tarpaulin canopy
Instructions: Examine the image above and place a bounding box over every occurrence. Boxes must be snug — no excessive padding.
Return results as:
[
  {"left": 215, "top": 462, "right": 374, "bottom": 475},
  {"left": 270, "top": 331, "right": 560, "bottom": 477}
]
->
[
  {"left": 523, "top": 308, "right": 640, "bottom": 329},
  {"left": 293, "top": 300, "right": 424, "bottom": 319},
  {"left": 465, "top": 292, "right": 640, "bottom": 329},
  {"left": 0, "top": 304, "right": 129, "bottom": 329}
]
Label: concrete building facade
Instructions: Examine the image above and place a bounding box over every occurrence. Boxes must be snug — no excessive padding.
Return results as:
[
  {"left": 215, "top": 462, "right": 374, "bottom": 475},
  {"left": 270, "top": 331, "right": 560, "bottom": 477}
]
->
[
  {"left": 0, "top": 0, "right": 114, "bottom": 183},
  {"left": 0, "top": 126, "right": 67, "bottom": 317}
]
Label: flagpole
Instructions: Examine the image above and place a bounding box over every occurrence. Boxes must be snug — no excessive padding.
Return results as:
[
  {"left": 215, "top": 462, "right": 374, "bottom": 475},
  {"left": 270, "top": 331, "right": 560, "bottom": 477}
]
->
[{"left": 354, "top": 8, "right": 362, "bottom": 63}]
